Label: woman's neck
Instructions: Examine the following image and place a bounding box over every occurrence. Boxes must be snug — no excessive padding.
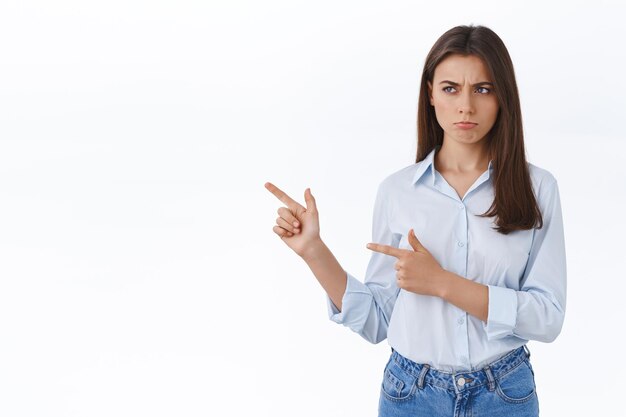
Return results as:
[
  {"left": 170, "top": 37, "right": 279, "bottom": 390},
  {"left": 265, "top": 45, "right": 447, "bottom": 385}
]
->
[{"left": 434, "top": 140, "right": 490, "bottom": 173}]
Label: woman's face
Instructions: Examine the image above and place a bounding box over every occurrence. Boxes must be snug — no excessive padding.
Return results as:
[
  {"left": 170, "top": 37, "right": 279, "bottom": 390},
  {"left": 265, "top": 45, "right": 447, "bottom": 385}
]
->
[{"left": 427, "top": 54, "right": 499, "bottom": 147}]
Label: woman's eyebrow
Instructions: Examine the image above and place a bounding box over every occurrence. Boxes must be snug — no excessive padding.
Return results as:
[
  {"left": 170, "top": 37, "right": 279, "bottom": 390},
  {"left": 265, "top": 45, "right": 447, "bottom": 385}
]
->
[{"left": 439, "top": 80, "right": 494, "bottom": 86}]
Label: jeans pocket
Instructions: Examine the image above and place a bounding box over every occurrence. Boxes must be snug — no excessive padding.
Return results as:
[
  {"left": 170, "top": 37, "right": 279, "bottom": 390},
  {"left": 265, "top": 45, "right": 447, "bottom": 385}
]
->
[
  {"left": 380, "top": 359, "right": 418, "bottom": 402},
  {"left": 495, "top": 360, "right": 537, "bottom": 404}
]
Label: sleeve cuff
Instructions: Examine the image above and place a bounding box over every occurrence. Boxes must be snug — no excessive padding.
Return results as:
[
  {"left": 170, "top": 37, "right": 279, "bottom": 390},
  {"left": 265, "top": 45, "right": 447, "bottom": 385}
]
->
[
  {"left": 483, "top": 285, "right": 518, "bottom": 340},
  {"left": 326, "top": 272, "right": 370, "bottom": 324}
]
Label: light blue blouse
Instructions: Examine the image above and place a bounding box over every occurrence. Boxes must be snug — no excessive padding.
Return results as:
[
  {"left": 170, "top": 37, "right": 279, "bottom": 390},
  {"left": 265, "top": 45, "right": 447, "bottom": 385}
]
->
[{"left": 327, "top": 146, "right": 567, "bottom": 372}]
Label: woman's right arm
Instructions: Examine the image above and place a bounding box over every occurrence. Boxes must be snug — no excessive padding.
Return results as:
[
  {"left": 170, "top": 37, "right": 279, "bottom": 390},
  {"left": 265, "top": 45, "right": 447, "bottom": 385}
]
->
[
  {"left": 301, "top": 239, "right": 348, "bottom": 312},
  {"left": 266, "top": 180, "right": 400, "bottom": 344},
  {"left": 264, "top": 182, "right": 348, "bottom": 310}
]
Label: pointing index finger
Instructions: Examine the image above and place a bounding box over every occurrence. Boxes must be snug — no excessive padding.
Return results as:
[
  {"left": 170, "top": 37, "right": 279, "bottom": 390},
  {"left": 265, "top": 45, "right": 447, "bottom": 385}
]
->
[
  {"left": 366, "top": 243, "right": 403, "bottom": 258},
  {"left": 265, "top": 182, "right": 305, "bottom": 211}
]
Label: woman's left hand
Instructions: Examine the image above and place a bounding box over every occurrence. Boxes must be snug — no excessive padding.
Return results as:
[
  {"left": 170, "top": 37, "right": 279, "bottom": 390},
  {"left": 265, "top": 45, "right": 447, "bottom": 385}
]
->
[{"left": 366, "top": 229, "right": 447, "bottom": 298}]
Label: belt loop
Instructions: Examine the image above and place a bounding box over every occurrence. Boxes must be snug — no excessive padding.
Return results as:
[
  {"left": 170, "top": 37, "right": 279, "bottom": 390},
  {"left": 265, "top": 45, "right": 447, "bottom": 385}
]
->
[
  {"left": 523, "top": 344, "right": 531, "bottom": 359},
  {"left": 417, "top": 364, "right": 430, "bottom": 389},
  {"left": 483, "top": 365, "right": 496, "bottom": 391}
]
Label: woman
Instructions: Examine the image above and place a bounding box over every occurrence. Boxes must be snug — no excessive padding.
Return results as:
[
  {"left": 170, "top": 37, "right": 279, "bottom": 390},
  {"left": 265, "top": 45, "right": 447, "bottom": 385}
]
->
[{"left": 265, "top": 24, "right": 566, "bottom": 417}]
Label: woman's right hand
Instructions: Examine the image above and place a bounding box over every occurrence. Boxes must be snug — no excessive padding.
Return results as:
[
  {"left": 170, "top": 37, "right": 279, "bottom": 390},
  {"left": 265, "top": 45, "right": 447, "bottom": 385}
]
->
[{"left": 265, "top": 182, "right": 321, "bottom": 258}]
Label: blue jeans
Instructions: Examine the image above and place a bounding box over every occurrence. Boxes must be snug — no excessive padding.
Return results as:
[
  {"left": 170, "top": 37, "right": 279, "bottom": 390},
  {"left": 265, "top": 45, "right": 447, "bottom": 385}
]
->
[{"left": 379, "top": 345, "right": 539, "bottom": 417}]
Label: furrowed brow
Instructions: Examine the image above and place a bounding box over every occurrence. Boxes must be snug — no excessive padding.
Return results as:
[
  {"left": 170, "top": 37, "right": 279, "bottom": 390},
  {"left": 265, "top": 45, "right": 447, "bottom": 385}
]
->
[{"left": 439, "top": 80, "right": 494, "bottom": 87}]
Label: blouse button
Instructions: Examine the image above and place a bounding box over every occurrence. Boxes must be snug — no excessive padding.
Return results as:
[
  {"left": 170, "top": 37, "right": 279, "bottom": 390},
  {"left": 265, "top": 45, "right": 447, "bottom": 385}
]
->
[{"left": 458, "top": 241, "right": 465, "bottom": 247}]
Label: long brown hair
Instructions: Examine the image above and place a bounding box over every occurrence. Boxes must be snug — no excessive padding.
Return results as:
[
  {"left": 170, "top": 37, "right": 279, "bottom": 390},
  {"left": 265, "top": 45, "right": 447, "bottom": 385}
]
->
[{"left": 416, "top": 24, "right": 542, "bottom": 235}]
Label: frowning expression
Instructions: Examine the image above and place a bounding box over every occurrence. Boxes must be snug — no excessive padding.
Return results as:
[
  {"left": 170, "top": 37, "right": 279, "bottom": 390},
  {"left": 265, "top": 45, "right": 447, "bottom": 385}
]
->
[{"left": 427, "top": 54, "right": 500, "bottom": 146}]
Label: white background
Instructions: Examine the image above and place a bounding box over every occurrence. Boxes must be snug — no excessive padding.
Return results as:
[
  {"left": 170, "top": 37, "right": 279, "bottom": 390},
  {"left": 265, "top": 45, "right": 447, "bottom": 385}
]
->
[{"left": 0, "top": 1, "right": 624, "bottom": 416}]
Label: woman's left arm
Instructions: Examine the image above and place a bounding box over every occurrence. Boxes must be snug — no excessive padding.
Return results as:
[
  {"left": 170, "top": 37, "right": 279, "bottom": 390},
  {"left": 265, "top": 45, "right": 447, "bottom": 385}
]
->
[
  {"left": 438, "top": 271, "right": 489, "bottom": 323},
  {"left": 439, "top": 177, "right": 567, "bottom": 343}
]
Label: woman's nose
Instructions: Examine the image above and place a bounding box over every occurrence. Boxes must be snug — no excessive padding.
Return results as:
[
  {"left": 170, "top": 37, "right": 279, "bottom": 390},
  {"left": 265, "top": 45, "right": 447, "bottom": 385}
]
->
[{"left": 457, "top": 91, "right": 475, "bottom": 114}]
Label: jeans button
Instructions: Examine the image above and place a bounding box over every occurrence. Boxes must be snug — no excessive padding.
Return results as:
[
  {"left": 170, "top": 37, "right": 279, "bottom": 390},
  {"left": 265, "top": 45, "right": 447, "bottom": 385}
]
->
[{"left": 457, "top": 377, "right": 466, "bottom": 387}]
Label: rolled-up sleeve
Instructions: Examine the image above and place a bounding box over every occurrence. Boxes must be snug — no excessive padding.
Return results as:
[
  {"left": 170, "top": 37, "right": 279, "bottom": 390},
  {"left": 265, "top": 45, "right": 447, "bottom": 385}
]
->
[
  {"left": 326, "top": 180, "right": 401, "bottom": 344},
  {"left": 484, "top": 177, "right": 567, "bottom": 343}
]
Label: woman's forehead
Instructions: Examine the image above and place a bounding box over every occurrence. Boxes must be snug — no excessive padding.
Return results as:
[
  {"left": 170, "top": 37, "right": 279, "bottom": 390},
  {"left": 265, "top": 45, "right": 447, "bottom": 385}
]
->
[{"left": 433, "top": 55, "right": 491, "bottom": 81}]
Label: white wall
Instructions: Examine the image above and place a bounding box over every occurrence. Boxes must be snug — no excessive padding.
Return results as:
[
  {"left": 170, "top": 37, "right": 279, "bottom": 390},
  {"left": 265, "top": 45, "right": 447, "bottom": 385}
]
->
[{"left": 0, "top": 0, "right": 623, "bottom": 415}]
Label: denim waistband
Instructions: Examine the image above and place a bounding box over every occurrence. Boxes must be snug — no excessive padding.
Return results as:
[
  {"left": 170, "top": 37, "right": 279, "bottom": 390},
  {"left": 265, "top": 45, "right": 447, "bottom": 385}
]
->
[{"left": 389, "top": 345, "right": 531, "bottom": 394}]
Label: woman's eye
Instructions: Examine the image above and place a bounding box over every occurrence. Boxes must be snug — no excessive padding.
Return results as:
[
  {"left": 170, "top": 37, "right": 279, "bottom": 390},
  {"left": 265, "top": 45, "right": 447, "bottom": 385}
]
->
[{"left": 442, "top": 86, "right": 491, "bottom": 94}]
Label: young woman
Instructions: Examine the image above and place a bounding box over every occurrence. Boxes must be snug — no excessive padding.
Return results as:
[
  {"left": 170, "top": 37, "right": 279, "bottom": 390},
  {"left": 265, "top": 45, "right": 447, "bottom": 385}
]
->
[{"left": 265, "top": 24, "right": 566, "bottom": 417}]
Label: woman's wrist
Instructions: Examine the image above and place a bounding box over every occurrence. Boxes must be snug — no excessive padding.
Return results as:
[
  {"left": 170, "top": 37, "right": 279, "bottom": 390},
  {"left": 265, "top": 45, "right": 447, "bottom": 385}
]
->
[{"left": 300, "top": 238, "right": 326, "bottom": 263}]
